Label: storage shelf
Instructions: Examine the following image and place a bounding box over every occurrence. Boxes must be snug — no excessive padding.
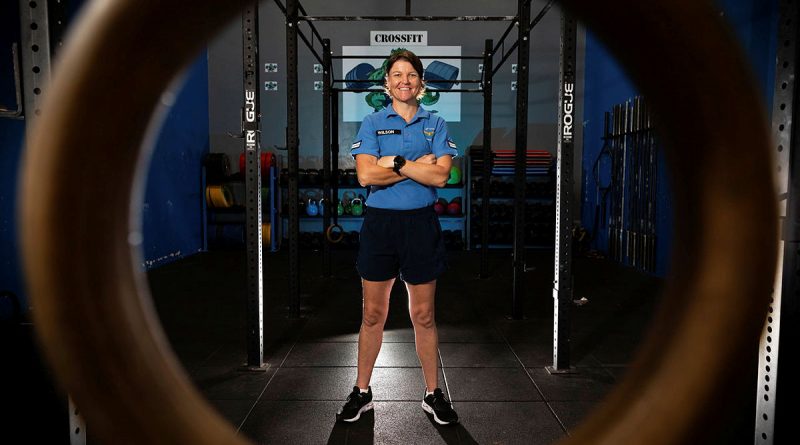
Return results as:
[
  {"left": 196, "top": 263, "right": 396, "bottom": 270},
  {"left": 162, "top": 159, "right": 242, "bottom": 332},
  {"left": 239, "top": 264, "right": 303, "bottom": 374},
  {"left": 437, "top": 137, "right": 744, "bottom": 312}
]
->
[
  {"left": 281, "top": 214, "right": 465, "bottom": 220},
  {"left": 471, "top": 197, "right": 554, "bottom": 202},
  {"left": 473, "top": 245, "right": 554, "bottom": 249},
  {"left": 291, "top": 183, "right": 463, "bottom": 190}
]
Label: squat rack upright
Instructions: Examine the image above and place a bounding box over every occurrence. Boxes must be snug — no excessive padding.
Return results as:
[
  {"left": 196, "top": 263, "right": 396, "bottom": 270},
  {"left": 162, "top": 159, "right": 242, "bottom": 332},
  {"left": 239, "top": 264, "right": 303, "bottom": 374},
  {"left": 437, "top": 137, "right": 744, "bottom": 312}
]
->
[{"left": 255, "top": 0, "right": 576, "bottom": 373}]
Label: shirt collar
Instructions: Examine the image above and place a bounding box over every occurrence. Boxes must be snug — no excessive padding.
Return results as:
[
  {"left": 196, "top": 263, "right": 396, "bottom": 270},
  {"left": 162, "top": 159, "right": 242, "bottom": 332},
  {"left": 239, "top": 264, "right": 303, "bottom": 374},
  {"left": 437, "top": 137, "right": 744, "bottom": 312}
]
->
[{"left": 385, "top": 102, "right": 430, "bottom": 123}]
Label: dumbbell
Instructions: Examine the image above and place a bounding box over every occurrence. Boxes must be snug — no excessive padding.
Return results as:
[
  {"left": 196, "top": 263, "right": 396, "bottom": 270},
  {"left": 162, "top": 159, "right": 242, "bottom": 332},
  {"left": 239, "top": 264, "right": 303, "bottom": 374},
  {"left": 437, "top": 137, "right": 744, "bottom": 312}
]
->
[
  {"left": 446, "top": 197, "right": 462, "bottom": 215},
  {"left": 433, "top": 198, "right": 447, "bottom": 215}
]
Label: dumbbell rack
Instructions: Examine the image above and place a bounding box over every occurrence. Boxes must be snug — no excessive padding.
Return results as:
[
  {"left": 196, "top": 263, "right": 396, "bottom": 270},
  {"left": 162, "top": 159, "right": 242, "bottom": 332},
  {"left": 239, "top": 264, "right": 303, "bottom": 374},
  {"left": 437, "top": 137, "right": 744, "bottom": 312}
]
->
[
  {"left": 204, "top": 158, "right": 280, "bottom": 252},
  {"left": 280, "top": 167, "right": 467, "bottom": 251},
  {"left": 465, "top": 147, "right": 556, "bottom": 250}
]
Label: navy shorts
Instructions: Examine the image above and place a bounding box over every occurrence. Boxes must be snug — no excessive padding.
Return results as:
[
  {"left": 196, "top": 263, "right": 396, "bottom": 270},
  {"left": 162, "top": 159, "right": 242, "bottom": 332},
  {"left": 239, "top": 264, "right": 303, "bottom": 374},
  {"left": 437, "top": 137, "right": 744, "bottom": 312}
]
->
[{"left": 356, "top": 205, "right": 447, "bottom": 284}]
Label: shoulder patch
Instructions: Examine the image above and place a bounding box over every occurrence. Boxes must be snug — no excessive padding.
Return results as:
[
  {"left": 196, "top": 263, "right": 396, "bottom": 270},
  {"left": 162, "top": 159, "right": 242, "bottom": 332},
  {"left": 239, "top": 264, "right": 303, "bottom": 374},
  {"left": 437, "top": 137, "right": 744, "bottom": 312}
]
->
[
  {"left": 351, "top": 140, "right": 362, "bottom": 149},
  {"left": 447, "top": 139, "right": 457, "bottom": 149}
]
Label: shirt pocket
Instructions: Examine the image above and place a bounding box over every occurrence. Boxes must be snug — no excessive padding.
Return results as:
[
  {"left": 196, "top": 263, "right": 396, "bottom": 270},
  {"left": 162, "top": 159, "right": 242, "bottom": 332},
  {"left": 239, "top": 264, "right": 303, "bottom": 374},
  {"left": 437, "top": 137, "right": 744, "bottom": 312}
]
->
[{"left": 376, "top": 130, "right": 403, "bottom": 155}]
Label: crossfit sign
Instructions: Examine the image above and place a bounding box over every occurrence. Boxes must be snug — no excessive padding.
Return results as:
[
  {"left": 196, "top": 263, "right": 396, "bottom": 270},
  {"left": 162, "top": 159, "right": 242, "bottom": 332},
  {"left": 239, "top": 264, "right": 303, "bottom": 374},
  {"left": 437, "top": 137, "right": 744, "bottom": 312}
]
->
[
  {"left": 562, "top": 82, "right": 574, "bottom": 143},
  {"left": 370, "top": 31, "right": 427, "bottom": 46},
  {"left": 245, "top": 89, "right": 256, "bottom": 151}
]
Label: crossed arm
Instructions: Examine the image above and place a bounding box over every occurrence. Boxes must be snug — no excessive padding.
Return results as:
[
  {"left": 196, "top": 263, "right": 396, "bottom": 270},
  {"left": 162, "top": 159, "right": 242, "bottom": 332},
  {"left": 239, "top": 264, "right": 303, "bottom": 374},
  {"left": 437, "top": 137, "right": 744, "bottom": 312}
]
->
[{"left": 355, "top": 153, "right": 453, "bottom": 188}]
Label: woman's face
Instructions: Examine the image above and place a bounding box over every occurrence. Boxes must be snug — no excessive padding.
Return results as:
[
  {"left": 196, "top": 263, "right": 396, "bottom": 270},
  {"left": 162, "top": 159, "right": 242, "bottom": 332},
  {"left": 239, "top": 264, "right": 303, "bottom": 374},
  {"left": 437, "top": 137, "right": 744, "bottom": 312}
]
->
[{"left": 385, "top": 59, "right": 422, "bottom": 104}]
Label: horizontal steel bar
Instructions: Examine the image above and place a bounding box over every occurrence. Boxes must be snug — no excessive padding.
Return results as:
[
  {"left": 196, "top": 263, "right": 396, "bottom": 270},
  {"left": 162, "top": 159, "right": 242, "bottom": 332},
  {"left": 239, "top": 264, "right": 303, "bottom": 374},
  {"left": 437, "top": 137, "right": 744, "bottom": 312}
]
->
[
  {"left": 332, "top": 78, "right": 483, "bottom": 83},
  {"left": 332, "top": 88, "right": 482, "bottom": 93},
  {"left": 300, "top": 15, "right": 517, "bottom": 21},
  {"left": 332, "top": 54, "right": 483, "bottom": 60}
]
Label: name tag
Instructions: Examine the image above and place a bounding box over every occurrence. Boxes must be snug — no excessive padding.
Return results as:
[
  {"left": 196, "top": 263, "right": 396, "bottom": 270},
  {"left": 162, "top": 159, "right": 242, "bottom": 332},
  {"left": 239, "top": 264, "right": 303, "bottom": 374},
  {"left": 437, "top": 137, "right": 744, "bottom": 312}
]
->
[{"left": 376, "top": 129, "right": 401, "bottom": 136}]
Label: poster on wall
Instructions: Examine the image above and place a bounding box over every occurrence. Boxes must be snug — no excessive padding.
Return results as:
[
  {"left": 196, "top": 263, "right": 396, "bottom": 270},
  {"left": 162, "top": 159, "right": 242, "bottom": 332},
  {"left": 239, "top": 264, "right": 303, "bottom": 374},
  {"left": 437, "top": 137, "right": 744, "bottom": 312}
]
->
[{"left": 342, "top": 45, "right": 462, "bottom": 122}]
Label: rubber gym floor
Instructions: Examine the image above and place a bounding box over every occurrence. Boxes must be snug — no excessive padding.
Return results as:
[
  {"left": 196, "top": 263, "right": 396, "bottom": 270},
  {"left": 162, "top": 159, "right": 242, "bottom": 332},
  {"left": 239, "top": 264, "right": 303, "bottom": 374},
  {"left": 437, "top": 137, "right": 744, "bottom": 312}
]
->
[{"left": 145, "top": 247, "right": 672, "bottom": 445}]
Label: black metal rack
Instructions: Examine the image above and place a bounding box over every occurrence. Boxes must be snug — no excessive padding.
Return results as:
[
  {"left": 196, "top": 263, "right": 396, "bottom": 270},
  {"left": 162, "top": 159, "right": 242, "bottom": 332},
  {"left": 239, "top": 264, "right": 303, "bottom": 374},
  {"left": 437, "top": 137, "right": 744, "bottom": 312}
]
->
[{"left": 265, "top": 0, "right": 577, "bottom": 370}]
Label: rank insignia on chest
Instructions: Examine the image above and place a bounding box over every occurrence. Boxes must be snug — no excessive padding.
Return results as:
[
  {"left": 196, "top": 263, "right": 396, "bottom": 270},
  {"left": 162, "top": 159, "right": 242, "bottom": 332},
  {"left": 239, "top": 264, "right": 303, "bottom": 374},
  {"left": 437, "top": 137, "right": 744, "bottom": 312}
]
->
[{"left": 423, "top": 128, "right": 435, "bottom": 137}]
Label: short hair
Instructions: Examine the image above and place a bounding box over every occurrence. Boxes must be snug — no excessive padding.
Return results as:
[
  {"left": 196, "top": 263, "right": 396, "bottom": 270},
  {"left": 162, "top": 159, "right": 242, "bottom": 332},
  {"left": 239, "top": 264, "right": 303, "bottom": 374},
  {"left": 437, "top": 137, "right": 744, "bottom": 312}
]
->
[
  {"left": 385, "top": 49, "right": 424, "bottom": 78},
  {"left": 383, "top": 49, "right": 426, "bottom": 101}
]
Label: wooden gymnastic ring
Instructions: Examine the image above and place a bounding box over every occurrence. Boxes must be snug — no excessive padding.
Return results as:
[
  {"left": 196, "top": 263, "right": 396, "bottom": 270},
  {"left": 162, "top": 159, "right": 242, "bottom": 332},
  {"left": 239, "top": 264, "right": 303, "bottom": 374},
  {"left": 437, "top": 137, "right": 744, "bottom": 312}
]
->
[
  {"left": 19, "top": 1, "right": 775, "bottom": 444},
  {"left": 326, "top": 223, "right": 345, "bottom": 244}
]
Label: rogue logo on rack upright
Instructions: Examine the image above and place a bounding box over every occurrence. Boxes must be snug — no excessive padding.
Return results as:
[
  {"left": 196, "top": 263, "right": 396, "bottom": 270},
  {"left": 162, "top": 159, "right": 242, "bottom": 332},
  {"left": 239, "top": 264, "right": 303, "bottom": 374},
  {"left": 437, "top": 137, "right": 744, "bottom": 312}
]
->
[
  {"left": 245, "top": 90, "right": 257, "bottom": 151},
  {"left": 562, "top": 82, "right": 574, "bottom": 143}
]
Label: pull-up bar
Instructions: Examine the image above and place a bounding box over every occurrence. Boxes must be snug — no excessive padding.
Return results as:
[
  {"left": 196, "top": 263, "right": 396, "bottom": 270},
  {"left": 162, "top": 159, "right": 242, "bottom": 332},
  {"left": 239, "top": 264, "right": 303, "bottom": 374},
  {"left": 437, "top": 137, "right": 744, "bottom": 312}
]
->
[
  {"left": 332, "top": 88, "right": 483, "bottom": 93},
  {"left": 491, "top": 0, "right": 555, "bottom": 77},
  {"left": 332, "top": 55, "right": 484, "bottom": 60},
  {"left": 273, "top": 0, "right": 324, "bottom": 44},
  {"left": 332, "top": 79, "right": 483, "bottom": 84},
  {"left": 298, "top": 16, "right": 518, "bottom": 22},
  {"left": 274, "top": 0, "right": 325, "bottom": 65}
]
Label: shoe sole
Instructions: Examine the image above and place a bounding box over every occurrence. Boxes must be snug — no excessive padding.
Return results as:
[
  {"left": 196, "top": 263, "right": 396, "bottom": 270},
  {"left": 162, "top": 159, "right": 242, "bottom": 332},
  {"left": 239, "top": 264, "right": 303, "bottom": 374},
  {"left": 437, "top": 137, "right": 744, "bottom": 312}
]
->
[
  {"left": 421, "top": 401, "right": 458, "bottom": 425},
  {"left": 338, "top": 401, "right": 374, "bottom": 423}
]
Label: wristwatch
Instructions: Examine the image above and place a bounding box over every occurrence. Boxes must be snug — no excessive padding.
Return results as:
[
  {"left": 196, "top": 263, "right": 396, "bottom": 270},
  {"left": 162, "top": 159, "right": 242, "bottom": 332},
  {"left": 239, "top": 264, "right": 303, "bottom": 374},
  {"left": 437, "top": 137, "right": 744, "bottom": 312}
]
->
[{"left": 393, "top": 155, "right": 406, "bottom": 173}]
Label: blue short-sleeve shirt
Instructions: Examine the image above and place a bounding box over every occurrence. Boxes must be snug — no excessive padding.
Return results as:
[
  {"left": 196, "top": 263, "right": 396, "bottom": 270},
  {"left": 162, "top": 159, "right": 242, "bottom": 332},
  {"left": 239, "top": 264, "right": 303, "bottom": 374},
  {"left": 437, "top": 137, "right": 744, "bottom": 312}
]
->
[{"left": 351, "top": 103, "right": 459, "bottom": 210}]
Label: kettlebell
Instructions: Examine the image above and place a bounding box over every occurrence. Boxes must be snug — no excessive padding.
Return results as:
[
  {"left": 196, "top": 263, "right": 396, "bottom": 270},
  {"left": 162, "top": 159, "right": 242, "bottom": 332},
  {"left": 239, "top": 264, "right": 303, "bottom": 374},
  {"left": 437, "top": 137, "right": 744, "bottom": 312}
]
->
[
  {"left": 342, "top": 191, "right": 356, "bottom": 215},
  {"left": 306, "top": 198, "right": 319, "bottom": 216},
  {"left": 337, "top": 200, "right": 344, "bottom": 216},
  {"left": 351, "top": 197, "right": 364, "bottom": 216},
  {"left": 447, "top": 166, "right": 462, "bottom": 185},
  {"left": 318, "top": 198, "right": 325, "bottom": 216}
]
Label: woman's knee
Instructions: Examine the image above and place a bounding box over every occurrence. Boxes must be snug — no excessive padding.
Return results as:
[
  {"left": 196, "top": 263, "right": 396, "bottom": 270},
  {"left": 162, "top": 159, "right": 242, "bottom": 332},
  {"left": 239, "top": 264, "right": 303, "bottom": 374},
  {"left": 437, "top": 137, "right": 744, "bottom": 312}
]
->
[
  {"left": 410, "top": 307, "right": 435, "bottom": 329},
  {"left": 362, "top": 306, "right": 388, "bottom": 328}
]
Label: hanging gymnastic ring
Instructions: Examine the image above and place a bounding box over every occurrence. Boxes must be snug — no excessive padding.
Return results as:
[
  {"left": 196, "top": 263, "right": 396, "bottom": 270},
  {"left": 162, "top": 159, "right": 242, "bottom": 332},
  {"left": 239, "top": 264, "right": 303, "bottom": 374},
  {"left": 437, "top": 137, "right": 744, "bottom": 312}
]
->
[
  {"left": 325, "top": 223, "right": 345, "bottom": 244},
  {"left": 18, "top": 1, "right": 776, "bottom": 444}
]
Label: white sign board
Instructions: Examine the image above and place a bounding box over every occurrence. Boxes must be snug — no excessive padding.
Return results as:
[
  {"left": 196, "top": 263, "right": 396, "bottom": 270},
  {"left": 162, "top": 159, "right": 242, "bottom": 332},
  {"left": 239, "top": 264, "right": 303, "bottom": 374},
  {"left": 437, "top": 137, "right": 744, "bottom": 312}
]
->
[{"left": 341, "top": 45, "right": 462, "bottom": 122}]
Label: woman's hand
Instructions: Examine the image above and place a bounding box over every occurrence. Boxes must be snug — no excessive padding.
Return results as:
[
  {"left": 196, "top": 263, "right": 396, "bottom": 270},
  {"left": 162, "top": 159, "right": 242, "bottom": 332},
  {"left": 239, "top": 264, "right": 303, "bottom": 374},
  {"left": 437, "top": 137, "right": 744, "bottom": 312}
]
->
[
  {"left": 415, "top": 153, "right": 436, "bottom": 165},
  {"left": 377, "top": 156, "right": 395, "bottom": 169}
]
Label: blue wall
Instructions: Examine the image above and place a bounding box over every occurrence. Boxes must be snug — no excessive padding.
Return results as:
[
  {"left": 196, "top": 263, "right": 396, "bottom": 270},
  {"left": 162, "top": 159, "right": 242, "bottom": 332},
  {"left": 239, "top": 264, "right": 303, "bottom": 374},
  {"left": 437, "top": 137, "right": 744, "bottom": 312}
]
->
[
  {"left": 0, "top": 0, "right": 210, "bottom": 314},
  {"left": 140, "top": 55, "right": 210, "bottom": 269},
  {"left": 580, "top": 0, "right": 779, "bottom": 276},
  {"left": 0, "top": 1, "right": 27, "bottom": 318}
]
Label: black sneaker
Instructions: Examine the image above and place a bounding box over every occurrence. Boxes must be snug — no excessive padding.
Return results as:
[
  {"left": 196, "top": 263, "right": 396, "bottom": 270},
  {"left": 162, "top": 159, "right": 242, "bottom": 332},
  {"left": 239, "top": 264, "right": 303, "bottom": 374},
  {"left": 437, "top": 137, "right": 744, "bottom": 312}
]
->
[
  {"left": 336, "top": 386, "right": 374, "bottom": 423},
  {"left": 422, "top": 388, "right": 459, "bottom": 425}
]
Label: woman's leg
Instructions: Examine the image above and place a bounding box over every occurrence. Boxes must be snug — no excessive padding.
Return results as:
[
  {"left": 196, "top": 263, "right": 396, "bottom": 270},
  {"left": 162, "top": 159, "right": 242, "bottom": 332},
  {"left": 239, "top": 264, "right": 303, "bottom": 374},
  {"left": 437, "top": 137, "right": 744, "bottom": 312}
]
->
[
  {"left": 356, "top": 278, "right": 394, "bottom": 389},
  {"left": 406, "top": 280, "right": 439, "bottom": 391}
]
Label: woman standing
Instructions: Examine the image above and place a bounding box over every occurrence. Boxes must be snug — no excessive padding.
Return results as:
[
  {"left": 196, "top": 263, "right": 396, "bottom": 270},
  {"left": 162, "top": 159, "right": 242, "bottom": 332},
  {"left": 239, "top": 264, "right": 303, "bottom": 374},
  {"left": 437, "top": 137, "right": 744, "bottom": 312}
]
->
[{"left": 336, "top": 49, "right": 459, "bottom": 426}]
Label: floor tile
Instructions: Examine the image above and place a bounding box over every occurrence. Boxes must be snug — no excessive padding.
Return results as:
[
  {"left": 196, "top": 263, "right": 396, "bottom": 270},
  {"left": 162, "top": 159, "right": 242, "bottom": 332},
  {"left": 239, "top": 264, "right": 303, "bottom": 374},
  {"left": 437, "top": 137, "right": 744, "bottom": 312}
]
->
[
  {"left": 509, "top": 342, "right": 602, "bottom": 368},
  {"left": 207, "top": 398, "right": 255, "bottom": 430},
  {"left": 192, "top": 365, "right": 277, "bottom": 400},
  {"left": 445, "top": 368, "right": 543, "bottom": 401},
  {"left": 439, "top": 343, "right": 520, "bottom": 367},
  {"left": 374, "top": 343, "right": 426, "bottom": 367},
  {"left": 370, "top": 367, "right": 446, "bottom": 400},
  {"left": 239, "top": 401, "right": 345, "bottom": 444},
  {"left": 283, "top": 342, "right": 358, "bottom": 367},
  {"left": 528, "top": 367, "right": 616, "bottom": 401},
  {"left": 260, "top": 367, "right": 355, "bottom": 401},
  {"left": 455, "top": 401, "right": 566, "bottom": 444},
  {"left": 549, "top": 400, "right": 604, "bottom": 433}
]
